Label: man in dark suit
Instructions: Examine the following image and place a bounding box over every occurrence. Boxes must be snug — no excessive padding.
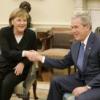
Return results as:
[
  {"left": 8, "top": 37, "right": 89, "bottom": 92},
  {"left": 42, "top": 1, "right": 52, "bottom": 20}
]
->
[{"left": 24, "top": 12, "right": 100, "bottom": 100}]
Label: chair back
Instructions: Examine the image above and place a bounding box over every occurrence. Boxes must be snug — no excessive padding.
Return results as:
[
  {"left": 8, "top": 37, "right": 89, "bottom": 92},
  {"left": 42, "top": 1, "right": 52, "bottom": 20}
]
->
[
  {"left": 48, "top": 27, "right": 74, "bottom": 49},
  {"left": 95, "top": 27, "right": 100, "bottom": 35}
]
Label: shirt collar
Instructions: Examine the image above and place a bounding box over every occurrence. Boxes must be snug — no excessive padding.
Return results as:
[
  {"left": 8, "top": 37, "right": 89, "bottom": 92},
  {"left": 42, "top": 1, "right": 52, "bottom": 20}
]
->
[{"left": 81, "top": 32, "right": 91, "bottom": 49}]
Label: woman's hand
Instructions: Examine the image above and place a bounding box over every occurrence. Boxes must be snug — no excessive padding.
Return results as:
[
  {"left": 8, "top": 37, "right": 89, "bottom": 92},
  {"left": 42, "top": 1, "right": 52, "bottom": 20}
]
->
[{"left": 14, "top": 62, "right": 24, "bottom": 76}]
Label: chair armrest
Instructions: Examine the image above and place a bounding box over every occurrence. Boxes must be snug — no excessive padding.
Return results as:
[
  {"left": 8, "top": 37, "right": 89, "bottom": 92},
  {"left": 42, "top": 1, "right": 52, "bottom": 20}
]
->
[
  {"left": 40, "top": 34, "right": 53, "bottom": 50},
  {"left": 40, "top": 34, "right": 53, "bottom": 41},
  {"left": 63, "top": 93, "right": 75, "bottom": 100}
]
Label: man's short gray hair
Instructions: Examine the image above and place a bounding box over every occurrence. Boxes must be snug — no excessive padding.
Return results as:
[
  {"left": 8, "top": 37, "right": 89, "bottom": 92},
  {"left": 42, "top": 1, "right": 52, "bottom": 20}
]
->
[{"left": 72, "top": 11, "right": 92, "bottom": 29}]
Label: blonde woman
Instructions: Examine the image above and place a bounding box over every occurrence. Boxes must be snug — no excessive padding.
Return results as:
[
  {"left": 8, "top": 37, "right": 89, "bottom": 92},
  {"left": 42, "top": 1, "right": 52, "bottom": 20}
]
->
[{"left": 0, "top": 8, "right": 37, "bottom": 100}]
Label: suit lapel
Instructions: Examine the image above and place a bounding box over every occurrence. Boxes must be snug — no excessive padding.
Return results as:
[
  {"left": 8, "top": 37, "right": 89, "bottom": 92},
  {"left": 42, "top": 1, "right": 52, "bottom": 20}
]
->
[
  {"left": 83, "top": 32, "right": 95, "bottom": 71},
  {"left": 72, "top": 42, "right": 80, "bottom": 65}
]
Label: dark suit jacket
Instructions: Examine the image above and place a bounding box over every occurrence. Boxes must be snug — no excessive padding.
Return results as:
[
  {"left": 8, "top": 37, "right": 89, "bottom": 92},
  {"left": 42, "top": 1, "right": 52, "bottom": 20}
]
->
[
  {"left": 0, "top": 26, "right": 37, "bottom": 75},
  {"left": 44, "top": 32, "right": 100, "bottom": 88}
]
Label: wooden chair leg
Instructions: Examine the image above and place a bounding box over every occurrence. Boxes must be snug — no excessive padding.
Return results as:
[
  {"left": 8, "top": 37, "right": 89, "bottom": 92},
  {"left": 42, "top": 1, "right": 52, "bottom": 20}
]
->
[
  {"left": 68, "top": 67, "right": 71, "bottom": 75},
  {"left": 68, "top": 66, "right": 76, "bottom": 75},
  {"left": 22, "top": 92, "right": 30, "bottom": 100},
  {"left": 33, "top": 80, "right": 38, "bottom": 99},
  {"left": 74, "top": 66, "right": 77, "bottom": 73}
]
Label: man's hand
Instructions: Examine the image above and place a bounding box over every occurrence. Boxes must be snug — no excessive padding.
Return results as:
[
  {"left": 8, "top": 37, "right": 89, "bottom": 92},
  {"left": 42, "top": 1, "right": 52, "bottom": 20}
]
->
[{"left": 72, "top": 86, "right": 89, "bottom": 96}]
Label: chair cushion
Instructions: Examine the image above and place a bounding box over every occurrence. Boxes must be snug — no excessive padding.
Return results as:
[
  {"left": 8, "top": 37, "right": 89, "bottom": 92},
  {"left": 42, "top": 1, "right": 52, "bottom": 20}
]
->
[
  {"left": 41, "top": 48, "right": 69, "bottom": 59},
  {"left": 40, "top": 48, "right": 70, "bottom": 75},
  {"left": 14, "top": 81, "right": 24, "bottom": 95},
  {"left": 14, "top": 82, "right": 29, "bottom": 98},
  {"left": 63, "top": 93, "right": 75, "bottom": 100}
]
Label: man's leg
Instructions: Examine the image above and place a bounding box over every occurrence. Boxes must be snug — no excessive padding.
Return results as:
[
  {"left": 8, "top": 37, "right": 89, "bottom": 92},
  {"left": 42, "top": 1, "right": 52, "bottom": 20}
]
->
[
  {"left": 75, "top": 88, "right": 100, "bottom": 100},
  {"left": 47, "top": 74, "right": 84, "bottom": 100}
]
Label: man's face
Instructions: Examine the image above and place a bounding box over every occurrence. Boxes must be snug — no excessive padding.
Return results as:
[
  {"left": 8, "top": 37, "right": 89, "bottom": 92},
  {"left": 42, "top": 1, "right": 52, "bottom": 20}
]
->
[{"left": 71, "top": 17, "right": 90, "bottom": 41}]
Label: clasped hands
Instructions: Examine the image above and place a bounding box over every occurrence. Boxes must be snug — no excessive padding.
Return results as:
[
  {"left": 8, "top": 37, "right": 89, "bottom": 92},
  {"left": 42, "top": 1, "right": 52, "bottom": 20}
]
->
[{"left": 24, "top": 50, "right": 43, "bottom": 62}]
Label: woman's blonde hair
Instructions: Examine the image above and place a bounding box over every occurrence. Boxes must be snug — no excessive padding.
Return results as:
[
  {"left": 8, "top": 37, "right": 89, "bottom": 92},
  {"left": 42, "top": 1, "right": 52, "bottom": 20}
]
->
[{"left": 9, "top": 8, "right": 30, "bottom": 27}]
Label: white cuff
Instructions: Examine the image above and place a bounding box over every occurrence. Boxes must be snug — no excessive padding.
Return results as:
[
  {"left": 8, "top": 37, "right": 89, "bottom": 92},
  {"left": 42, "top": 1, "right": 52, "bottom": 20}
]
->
[
  {"left": 41, "top": 56, "right": 45, "bottom": 63},
  {"left": 86, "top": 85, "right": 91, "bottom": 90},
  {"left": 22, "top": 50, "right": 26, "bottom": 57}
]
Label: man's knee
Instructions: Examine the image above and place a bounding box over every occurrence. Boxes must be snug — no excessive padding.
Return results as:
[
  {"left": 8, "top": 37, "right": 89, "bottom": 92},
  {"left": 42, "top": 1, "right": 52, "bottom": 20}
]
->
[
  {"left": 51, "top": 76, "right": 61, "bottom": 85},
  {"left": 75, "top": 94, "right": 91, "bottom": 100},
  {"left": 75, "top": 95, "right": 86, "bottom": 100}
]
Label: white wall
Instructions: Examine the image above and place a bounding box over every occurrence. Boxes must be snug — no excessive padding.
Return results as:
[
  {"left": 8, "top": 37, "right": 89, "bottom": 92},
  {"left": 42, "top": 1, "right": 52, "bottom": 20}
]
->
[
  {"left": 87, "top": 0, "right": 100, "bottom": 31},
  {"left": 0, "top": 0, "right": 75, "bottom": 27}
]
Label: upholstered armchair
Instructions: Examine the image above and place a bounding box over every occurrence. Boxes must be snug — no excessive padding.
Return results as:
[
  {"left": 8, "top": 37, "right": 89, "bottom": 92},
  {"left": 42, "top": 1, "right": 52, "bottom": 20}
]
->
[
  {"left": 14, "top": 62, "right": 37, "bottom": 100},
  {"left": 40, "top": 27, "right": 76, "bottom": 75},
  {"left": 40, "top": 27, "right": 76, "bottom": 100},
  {"left": 37, "top": 27, "right": 76, "bottom": 100},
  {"left": 95, "top": 26, "right": 100, "bottom": 35},
  {"left": 63, "top": 93, "right": 75, "bottom": 100}
]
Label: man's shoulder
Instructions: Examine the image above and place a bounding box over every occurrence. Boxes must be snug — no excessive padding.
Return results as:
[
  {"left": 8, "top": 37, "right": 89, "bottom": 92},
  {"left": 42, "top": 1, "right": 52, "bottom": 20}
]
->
[{"left": 93, "top": 32, "right": 100, "bottom": 41}]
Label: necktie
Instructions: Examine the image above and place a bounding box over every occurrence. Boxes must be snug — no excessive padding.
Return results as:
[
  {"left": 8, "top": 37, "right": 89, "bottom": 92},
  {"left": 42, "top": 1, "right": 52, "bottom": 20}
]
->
[{"left": 77, "top": 43, "right": 85, "bottom": 71}]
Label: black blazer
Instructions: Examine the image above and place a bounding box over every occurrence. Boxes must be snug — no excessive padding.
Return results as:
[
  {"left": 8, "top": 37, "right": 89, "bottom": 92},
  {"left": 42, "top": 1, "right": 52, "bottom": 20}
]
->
[
  {"left": 44, "top": 32, "right": 100, "bottom": 88},
  {"left": 0, "top": 26, "right": 37, "bottom": 74}
]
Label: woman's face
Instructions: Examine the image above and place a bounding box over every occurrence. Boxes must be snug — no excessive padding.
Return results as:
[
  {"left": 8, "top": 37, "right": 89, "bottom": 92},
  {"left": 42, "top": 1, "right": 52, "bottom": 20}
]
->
[{"left": 12, "top": 16, "right": 27, "bottom": 34}]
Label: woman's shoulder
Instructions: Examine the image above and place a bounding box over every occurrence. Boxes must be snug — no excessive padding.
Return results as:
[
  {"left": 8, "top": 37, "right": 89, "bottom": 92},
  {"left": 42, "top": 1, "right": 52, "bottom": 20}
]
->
[
  {"left": 0, "top": 26, "right": 12, "bottom": 36},
  {"left": 25, "top": 28, "right": 36, "bottom": 35},
  {"left": 0, "top": 27, "right": 12, "bottom": 39},
  {"left": 0, "top": 26, "right": 11, "bottom": 33}
]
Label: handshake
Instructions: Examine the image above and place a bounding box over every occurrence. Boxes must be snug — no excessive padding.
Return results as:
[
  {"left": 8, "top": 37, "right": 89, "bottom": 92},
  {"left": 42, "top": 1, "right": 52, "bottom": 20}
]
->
[{"left": 23, "top": 50, "right": 43, "bottom": 62}]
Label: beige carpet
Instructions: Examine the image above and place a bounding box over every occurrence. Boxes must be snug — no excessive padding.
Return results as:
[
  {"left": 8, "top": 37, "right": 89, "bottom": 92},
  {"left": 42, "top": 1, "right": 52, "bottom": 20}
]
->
[{"left": 11, "top": 81, "right": 50, "bottom": 100}]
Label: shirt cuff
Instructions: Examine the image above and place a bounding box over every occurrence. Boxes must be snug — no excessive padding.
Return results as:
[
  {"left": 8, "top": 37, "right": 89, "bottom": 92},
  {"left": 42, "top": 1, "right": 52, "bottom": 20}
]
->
[
  {"left": 86, "top": 85, "right": 92, "bottom": 90},
  {"left": 22, "top": 50, "right": 26, "bottom": 57},
  {"left": 41, "top": 56, "right": 45, "bottom": 63}
]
